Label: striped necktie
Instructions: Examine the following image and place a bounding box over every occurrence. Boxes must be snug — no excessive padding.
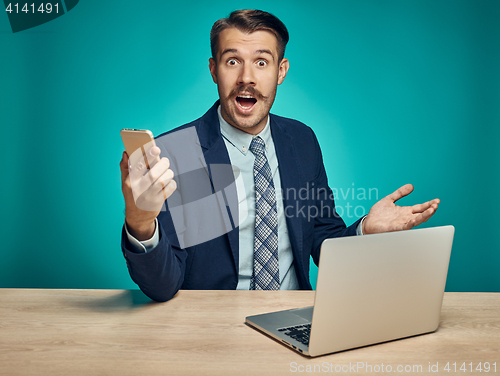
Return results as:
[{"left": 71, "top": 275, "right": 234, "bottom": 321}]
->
[{"left": 249, "top": 136, "right": 279, "bottom": 290}]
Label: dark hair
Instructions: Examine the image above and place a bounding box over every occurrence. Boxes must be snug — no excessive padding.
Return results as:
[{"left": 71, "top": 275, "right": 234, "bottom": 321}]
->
[{"left": 210, "top": 9, "right": 289, "bottom": 62}]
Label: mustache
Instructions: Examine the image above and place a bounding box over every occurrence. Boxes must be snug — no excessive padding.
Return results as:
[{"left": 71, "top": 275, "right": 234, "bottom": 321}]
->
[{"left": 228, "top": 86, "right": 268, "bottom": 101}]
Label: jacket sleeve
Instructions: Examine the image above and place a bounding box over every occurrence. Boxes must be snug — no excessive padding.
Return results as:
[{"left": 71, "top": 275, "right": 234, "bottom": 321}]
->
[{"left": 121, "top": 210, "right": 188, "bottom": 302}]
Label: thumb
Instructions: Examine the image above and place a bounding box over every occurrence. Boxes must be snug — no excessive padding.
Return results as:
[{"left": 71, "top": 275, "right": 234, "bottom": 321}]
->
[
  {"left": 387, "top": 183, "right": 414, "bottom": 203},
  {"left": 120, "top": 151, "right": 130, "bottom": 181}
]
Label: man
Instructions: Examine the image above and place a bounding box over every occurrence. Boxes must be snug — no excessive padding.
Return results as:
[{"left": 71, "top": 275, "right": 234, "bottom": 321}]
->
[{"left": 119, "top": 10, "right": 439, "bottom": 302}]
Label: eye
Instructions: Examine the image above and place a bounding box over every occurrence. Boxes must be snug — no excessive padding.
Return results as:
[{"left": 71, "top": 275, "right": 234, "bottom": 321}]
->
[
  {"left": 227, "top": 58, "right": 237, "bottom": 66},
  {"left": 257, "top": 60, "right": 267, "bottom": 67}
]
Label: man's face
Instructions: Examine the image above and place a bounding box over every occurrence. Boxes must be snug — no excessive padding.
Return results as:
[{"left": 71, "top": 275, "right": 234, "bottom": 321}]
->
[{"left": 209, "top": 27, "right": 289, "bottom": 135}]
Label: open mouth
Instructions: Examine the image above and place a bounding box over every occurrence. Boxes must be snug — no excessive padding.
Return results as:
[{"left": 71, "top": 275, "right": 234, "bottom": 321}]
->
[{"left": 236, "top": 94, "right": 257, "bottom": 111}]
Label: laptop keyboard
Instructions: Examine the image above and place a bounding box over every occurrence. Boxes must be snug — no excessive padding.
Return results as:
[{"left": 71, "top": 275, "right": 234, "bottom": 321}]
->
[{"left": 278, "top": 323, "right": 311, "bottom": 345}]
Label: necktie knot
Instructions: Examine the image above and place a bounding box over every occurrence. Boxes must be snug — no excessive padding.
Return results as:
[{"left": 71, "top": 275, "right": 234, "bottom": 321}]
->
[{"left": 249, "top": 136, "right": 266, "bottom": 156}]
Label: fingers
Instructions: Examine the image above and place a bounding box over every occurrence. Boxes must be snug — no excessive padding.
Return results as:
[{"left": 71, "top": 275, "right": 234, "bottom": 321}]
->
[
  {"left": 151, "top": 167, "right": 175, "bottom": 195},
  {"left": 131, "top": 157, "right": 172, "bottom": 199},
  {"left": 128, "top": 141, "right": 161, "bottom": 172},
  {"left": 411, "top": 198, "right": 440, "bottom": 214},
  {"left": 128, "top": 154, "right": 177, "bottom": 213},
  {"left": 148, "top": 145, "right": 161, "bottom": 168},
  {"left": 407, "top": 205, "right": 438, "bottom": 229},
  {"left": 130, "top": 150, "right": 169, "bottom": 182},
  {"left": 159, "top": 179, "right": 177, "bottom": 201},
  {"left": 387, "top": 183, "right": 414, "bottom": 203},
  {"left": 145, "top": 158, "right": 172, "bottom": 187},
  {"left": 120, "top": 151, "right": 130, "bottom": 182},
  {"left": 135, "top": 176, "right": 176, "bottom": 212}
]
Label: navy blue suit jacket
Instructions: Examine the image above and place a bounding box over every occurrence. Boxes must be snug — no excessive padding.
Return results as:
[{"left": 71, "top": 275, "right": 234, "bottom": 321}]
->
[{"left": 121, "top": 101, "right": 362, "bottom": 301}]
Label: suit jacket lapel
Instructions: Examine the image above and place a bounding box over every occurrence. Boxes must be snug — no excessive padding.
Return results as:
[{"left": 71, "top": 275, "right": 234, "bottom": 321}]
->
[
  {"left": 270, "top": 115, "right": 305, "bottom": 276},
  {"left": 196, "top": 102, "right": 240, "bottom": 274}
]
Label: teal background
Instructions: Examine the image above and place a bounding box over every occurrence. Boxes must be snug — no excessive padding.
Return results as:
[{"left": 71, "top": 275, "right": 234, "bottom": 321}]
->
[{"left": 0, "top": 0, "right": 498, "bottom": 291}]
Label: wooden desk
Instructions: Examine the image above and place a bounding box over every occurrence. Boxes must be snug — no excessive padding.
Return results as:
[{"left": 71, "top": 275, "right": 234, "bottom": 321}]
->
[{"left": 0, "top": 290, "right": 499, "bottom": 376}]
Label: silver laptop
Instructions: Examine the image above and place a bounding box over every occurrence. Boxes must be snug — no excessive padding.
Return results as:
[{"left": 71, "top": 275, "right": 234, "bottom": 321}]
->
[{"left": 245, "top": 225, "right": 455, "bottom": 357}]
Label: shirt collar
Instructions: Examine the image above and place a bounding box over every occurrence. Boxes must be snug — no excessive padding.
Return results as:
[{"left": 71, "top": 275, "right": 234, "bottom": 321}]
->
[{"left": 218, "top": 105, "right": 271, "bottom": 156}]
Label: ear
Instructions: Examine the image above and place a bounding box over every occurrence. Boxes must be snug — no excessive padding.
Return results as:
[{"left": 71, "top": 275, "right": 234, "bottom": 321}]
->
[
  {"left": 277, "top": 58, "right": 289, "bottom": 85},
  {"left": 209, "top": 57, "right": 218, "bottom": 84}
]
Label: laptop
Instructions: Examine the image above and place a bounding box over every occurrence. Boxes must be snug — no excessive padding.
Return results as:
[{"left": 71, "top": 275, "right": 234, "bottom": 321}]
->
[{"left": 245, "top": 225, "right": 455, "bottom": 357}]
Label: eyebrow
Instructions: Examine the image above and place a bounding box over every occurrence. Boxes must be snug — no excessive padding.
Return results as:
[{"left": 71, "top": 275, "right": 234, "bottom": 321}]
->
[
  {"left": 256, "top": 49, "right": 274, "bottom": 60},
  {"left": 220, "top": 48, "right": 238, "bottom": 58},
  {"left": 219, "top": 48, "right": 275, "bottom": 61}
]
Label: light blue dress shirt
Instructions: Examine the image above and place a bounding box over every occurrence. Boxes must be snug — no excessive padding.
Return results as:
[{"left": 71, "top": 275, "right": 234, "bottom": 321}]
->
[{"left": 218, "top": 106, "right": 299, "bottom": 290}]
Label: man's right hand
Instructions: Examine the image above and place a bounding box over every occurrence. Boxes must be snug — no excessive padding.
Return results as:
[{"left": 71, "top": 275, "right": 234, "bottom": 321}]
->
[{"left": 120, "top": 143, "right": 177, "bottom": 241}]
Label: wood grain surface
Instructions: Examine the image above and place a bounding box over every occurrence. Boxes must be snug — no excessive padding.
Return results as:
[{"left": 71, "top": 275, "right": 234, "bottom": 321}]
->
[{"left": 0, "top": 289, "right": 498, "bottom": 376}]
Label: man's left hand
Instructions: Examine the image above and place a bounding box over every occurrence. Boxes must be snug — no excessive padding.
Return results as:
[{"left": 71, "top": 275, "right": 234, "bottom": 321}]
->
[{"left": 362, "top": 184, "right": 440, "bottom": 235}]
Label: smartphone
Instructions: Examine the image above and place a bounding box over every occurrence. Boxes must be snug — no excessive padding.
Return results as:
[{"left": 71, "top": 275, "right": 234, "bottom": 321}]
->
[{"left": 120, "top": 128, "right": 159, "bottom": 169}]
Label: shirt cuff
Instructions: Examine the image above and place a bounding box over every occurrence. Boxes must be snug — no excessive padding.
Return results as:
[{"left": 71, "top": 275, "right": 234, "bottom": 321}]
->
[
  {"left": 356, "top": 216, "right": 366, "bottom": 236},
  {"left": 124, "top": 218, "right": 160, "bottom": 253}
]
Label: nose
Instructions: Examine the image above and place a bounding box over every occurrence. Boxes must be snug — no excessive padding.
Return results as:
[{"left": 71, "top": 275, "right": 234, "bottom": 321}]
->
[{"left": 237, "top": 63, "right": 256, "bottom": 86}]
